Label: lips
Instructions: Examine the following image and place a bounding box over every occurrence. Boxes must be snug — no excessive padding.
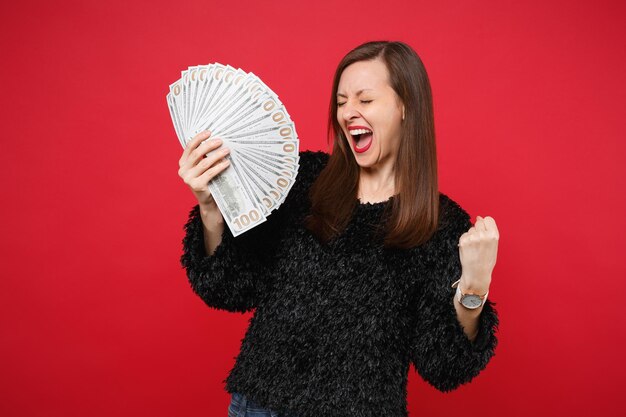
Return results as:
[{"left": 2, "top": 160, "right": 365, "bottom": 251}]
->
[{"left": 348, "top": 125, "right": 373, "bottom": 154}]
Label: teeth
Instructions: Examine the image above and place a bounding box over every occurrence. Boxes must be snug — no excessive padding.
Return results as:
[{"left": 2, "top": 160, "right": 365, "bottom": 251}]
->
[{"left": 349, "top": 129, "right": 372, "bottom": 136}]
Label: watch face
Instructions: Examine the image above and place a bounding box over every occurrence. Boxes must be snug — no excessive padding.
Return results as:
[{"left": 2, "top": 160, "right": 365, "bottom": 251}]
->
[{"left": 461, "top": 294, "right": 483, "bottom": 309}]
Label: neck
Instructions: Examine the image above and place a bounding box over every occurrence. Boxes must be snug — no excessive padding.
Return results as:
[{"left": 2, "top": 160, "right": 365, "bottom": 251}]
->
[{"left": 358, "top": 157, "right": 396, "bottom": 203}]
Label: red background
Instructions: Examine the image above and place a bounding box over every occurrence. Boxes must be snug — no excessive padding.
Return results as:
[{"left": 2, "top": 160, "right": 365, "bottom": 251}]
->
[{"left": 1, "top": 0, "right": 625, "bottom": 416}]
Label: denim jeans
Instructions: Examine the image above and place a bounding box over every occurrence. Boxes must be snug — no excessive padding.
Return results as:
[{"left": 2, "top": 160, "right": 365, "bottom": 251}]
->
[{"left": 228, "top": 392, "right": 298, "bottom": 417}]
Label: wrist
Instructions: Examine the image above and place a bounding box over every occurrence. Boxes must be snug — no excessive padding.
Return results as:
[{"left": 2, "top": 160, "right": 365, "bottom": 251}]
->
[
  {"left": 199, "top": 200, "right": 220, "bottom": 217},
  {"left": 459, "top": 274, "right": 491, "bottom": 295},
  {"left": 452, "top": 278, "right": 490, "bottom": 310},
  {"left": 199, "top": 203, "right": 224, "bottom": 231}
]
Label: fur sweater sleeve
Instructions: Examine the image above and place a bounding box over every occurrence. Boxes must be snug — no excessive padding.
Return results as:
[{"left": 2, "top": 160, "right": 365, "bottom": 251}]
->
[
  {"left": 179, "top": 204, "right": 283, "bottom": 313},
  {"left": 409, "top": 196, "right": 499, "bottom": 392},
  {"left": 179, "top": 150, "right": 327, "bottom": 314}
]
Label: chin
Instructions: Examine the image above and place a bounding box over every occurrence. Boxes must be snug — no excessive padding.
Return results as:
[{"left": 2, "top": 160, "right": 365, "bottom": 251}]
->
[{"left": 351, "top": 150, "right": 381, "bottom": 169}]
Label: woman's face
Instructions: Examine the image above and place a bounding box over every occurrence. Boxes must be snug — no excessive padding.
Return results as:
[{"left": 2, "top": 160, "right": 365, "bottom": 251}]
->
[{"left": 336, "top": 58, "right": 405, "bottom": 169}]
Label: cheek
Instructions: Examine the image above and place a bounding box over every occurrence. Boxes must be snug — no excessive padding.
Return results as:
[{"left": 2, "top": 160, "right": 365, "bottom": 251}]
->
[
  {"left": 388, "top": 109, "right": 404, "bottom": 136},
  {"left": 377, "top": 110, "right": 402, "bottom": 143}
]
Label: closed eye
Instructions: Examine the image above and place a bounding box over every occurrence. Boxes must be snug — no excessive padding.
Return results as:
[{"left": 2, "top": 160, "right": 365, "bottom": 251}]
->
[
  {"left": 360, "top": 100, "right": 372, "bottom": 104},
  {"left": 337, "top": 102, "right": 346, "bottom": 107}
]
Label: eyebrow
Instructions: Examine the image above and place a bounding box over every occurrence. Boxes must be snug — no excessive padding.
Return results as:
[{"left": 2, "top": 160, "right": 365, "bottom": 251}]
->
[{"left": 337, "top": 89, "right": 373, "bottom": 98}]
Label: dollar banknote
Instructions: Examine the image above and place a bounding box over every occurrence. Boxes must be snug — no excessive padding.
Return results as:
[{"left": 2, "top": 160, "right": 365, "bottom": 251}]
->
[{"left": 167, "top": 63, "right": 300, "bottom": 236}]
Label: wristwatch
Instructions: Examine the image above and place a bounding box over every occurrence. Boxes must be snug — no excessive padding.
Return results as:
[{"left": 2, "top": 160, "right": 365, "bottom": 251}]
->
[{"left": 451, "top": 279, "right": 489, "bottom": 309}]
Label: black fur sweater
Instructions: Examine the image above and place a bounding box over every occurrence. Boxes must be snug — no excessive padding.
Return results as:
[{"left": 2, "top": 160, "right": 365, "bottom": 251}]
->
[{"left": 181, "top": 151, "right": 499, "bottom": 417}]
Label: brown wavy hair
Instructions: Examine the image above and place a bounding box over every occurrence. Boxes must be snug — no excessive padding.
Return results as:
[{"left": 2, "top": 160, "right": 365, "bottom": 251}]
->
[{"left": 305, "top": 41, "right": 439, "bottom": 249}]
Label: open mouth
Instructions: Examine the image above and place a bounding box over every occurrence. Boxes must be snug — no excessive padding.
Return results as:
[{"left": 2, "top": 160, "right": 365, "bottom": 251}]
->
[{"left": 348, "top": 126, "right": 373, "bottom": 153}]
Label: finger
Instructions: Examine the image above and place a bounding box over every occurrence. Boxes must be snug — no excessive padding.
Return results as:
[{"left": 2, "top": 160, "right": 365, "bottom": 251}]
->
[
  {"left": 183, "top": 138, "right": 224, "bottom": 171},
  {"left": 186, "top": 146, "right": 231, "bottom": 179},
  {"left": 458, "top": 232, "right": 469, "bottom": 247},
  {"left": 179, "top": 130, "right": 212, "bottom": 167},
  {"left": 195, "top": 158, "right": 231, "bottom": 187},
  {"left": 482, "top": 216, "right": 500, "bottom": 239},
  {"left": 475, "top": 216, "right": 488, "bottom": 232},
  {"left": 187, "top": 157, "right": 230, "bottom": 193},
  {"left": 482, "top": 216, "right": 497, "bottom": 228}
]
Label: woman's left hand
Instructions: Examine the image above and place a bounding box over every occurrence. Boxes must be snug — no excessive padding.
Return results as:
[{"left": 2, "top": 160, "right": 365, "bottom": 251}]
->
[{"left": 458, "top": 215, "right": 500, "bottom": 294}]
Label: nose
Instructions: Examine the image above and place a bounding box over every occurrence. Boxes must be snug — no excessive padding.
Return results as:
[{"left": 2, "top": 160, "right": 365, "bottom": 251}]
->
[{"left": 341, "top": 101, "right": 359, "bottom": 121}]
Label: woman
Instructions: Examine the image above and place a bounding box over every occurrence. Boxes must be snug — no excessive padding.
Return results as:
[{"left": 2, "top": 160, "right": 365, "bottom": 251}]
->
[{"left": 177, "top": 41, "right": 500, "bottom": 417}]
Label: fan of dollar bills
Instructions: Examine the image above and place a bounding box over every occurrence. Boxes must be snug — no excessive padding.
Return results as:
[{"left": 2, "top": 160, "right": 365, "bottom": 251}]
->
[{"left": 167, "top": 63, "right": 300, "bottom": 237}]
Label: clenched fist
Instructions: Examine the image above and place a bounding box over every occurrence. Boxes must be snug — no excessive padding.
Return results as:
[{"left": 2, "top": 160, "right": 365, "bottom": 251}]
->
[{"left": 458, "top": 215, "right": 499, "bottom": 294}]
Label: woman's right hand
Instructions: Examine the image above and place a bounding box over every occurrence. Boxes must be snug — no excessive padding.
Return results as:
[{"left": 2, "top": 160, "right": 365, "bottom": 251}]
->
[{"left": 178, "top": 130, "right": 231, "bottom": 209}]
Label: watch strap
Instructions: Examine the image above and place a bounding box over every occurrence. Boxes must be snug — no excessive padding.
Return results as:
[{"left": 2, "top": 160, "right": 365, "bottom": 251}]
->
[{"left": 452, "top": 279, "right": 489, "bottom": 307}]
